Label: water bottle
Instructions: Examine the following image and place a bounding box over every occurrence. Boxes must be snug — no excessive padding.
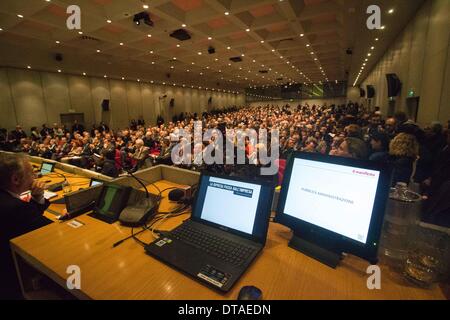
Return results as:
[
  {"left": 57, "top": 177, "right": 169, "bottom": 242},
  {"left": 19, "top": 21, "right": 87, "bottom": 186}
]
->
[{"left": 379, "top": 182, "right": 422, "bottom": 269}]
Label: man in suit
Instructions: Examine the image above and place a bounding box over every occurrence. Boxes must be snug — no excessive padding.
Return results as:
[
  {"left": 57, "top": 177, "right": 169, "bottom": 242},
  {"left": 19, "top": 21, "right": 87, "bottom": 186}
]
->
[
  {"left": 129, "top": 139, "right": 149, "bottom": 172},
  {"left": 0, "top": 153, "right": 52, "bottom": 299}
]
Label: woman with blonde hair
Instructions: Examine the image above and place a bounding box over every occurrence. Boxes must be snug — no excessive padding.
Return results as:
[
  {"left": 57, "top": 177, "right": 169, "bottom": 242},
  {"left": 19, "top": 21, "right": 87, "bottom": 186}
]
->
[{"left": 389, "top": 133, "right": 420, "bottom": 186}]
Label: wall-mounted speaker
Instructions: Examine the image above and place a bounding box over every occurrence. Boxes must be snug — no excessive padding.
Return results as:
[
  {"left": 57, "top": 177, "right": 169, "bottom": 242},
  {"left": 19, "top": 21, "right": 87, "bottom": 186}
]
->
[
  {"left": 169, "top": 98, "right": 175, "bottom": 107},
  {"left": 360, "top": 88, "right": 366, "bottom": 97},
  {"left": 102, "top": 99, "right": 110, "bottom": 111},
  {"left": 366, "top": 85, "right": 375, "bottom": 99},
  {"left": 386, "top": 73, "right": 402, "bottom": 98}
]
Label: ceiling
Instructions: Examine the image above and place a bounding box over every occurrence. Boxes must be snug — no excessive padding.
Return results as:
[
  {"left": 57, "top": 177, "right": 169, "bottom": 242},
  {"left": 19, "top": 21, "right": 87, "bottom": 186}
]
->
[{"left": 0, "top": 0, "right": 425, "bottom": 92}]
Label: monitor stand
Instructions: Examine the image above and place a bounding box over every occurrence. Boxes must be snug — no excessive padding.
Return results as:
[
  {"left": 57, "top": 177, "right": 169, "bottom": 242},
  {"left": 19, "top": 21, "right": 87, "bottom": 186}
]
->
[{"left": 288, "top": 234, "right": 342, "bottom": 269}]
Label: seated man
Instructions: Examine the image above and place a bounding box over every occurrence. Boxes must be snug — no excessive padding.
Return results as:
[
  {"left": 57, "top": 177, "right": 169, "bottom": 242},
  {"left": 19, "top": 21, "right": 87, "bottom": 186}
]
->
[
  {"left": 0, "top": 153, "right": 52, "bottom": 299},
  {"left": 128, "top": 139, "right": 149, "bottom": 172}
]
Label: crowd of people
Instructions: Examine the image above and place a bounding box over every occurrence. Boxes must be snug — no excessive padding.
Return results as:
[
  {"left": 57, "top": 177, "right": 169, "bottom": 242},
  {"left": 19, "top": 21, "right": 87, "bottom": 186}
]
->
[{"left": 1, "top": 103, "right": 449, "bottom": 226}]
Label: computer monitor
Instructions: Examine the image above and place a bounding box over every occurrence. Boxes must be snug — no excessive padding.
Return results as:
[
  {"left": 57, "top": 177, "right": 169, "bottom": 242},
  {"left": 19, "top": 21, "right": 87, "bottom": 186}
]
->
[
  {"left": 89, "top": 178, "right": 104, "bottom": 187},
  {"left": 40, "top": 162, "right": 55, "bottom": 175},
  {"left": 64, "top": 185, "right": 104, "bottom": 216},
  {"left": 275, "top": 152, "right": 391, "bottom": 268},
  {"left": 89, "top": 184, "right": 132, "bottom": 224}
]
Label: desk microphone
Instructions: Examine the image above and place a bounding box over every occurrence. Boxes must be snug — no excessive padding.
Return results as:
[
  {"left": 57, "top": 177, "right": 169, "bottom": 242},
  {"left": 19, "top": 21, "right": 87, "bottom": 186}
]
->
[{"left": 116, "top": 166, "right": 159, "bottom": 228}]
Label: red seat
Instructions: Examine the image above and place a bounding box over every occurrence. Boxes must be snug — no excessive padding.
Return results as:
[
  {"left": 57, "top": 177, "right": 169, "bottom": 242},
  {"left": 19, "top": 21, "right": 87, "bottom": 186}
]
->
[
  {"left": 114, "top": 149, "right": 122, "bottom": 170},
  {"left": 275, "top": 159, "right": 287, "bottom": 186}
]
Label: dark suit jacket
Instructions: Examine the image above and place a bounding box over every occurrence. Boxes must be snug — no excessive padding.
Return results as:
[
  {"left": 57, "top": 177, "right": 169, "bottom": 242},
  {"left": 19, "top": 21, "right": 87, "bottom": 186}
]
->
[{"left": 0, "top": 190, "right": 52, "bottom": 299}]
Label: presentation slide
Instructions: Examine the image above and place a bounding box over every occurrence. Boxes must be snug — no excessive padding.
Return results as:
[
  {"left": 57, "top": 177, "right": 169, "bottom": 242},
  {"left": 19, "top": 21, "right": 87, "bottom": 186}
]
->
[
  {"left": 200, "top": 177, "right": 261, "bottom": 235},
  {"left": 284, "top": 158, "right": 380, "bottom": 244}
]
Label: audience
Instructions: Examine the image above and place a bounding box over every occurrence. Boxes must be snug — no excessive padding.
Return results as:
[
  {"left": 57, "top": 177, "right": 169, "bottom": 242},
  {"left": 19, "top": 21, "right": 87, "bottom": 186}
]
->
[{"left": 0, "top": 103, "right": 448, "bottom": 226}]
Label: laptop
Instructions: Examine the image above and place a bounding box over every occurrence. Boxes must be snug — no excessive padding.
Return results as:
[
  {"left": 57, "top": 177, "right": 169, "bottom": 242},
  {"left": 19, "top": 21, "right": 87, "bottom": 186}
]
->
[
  {"left": 145, "top": 172, "right": 275, "bottom": 292},
  {"left": 39, "top": 162, "right": 55, "bottom": 175}
]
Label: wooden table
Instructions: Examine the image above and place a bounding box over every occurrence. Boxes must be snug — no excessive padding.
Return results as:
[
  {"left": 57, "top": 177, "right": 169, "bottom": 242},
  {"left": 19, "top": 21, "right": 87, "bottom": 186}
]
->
[{"left": 10, "top": 179, "right": 446, "bottom": 300}]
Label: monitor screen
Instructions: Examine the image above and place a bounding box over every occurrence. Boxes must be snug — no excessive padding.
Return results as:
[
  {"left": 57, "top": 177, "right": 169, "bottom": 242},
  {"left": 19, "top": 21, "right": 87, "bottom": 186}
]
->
[
  {"left": 95, "top": 185, "right": 131, "bottom": 219},
  {"left": 90, "top": 179, "right": 103, "bottom": 187},
  {"left": 199, "top": 176, "right": 261, "bottom": 235},
  {"left": 41, "top": 162, "right": 54, "bottom": 175},
  {"left": 283, "top": 158, "right": 380, "bottom": 244}
]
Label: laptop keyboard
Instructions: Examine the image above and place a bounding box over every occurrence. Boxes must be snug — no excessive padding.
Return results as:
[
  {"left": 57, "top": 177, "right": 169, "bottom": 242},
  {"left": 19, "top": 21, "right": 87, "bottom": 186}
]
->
[{"left": 171, "top": 224, "right": 255, "bottom": 266}]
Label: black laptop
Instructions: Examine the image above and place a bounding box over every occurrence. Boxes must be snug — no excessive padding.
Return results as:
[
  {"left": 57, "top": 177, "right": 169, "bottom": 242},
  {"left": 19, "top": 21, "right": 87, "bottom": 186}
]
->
[{"left": 145, "top": 172, "right": 274, "bottom": 292}]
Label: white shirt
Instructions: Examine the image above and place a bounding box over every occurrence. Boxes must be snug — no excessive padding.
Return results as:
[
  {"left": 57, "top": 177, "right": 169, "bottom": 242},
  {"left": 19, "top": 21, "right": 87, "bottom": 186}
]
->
[{"left": 6, "top": 190, "right": 46, "bottom": 205}]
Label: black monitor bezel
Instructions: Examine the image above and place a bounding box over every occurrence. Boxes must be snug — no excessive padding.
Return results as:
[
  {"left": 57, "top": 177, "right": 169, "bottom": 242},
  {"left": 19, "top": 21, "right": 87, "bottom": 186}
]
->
[
  {"left": 191, "top": 171, "right": 275, "bottom": 245},
  {"left": 275, "top": 151, "right": 391, "bottom": 262},
  {"left": 93, "top": 184, "right": 132, "bottom": 221}
]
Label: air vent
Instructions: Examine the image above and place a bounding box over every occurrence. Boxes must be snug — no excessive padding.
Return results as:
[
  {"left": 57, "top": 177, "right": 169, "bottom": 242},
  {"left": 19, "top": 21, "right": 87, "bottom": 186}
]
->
[
  {"left": 80, "top": 35, "right": 101, "bottom": 42},
  {"left": 277, "top": 78, "right": 283, "bottom": 81},
  {"left": 259, "top": 70, "right": 268, "bottom": 73},
  {"left": 229, "top": 56, "right": 242, "bottom": 62},
  {"left": 279, "top": 38, "right": 294, "bottom": 42},
  {"left": 170, "top": 29, "right": 191, "bottom": 41}
]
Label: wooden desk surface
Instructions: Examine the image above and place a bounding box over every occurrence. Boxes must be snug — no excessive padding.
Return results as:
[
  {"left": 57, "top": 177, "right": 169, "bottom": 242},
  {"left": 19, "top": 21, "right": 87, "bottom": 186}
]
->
[
  {"left": 33, "top": 167, "right": 92, "bottom": 220},
  {"left": 11, "top": 179, "right": 446, "bottom": 300}
]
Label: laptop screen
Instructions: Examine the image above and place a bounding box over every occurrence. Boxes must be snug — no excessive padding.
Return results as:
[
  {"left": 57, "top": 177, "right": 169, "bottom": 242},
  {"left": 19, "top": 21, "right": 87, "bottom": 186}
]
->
[
  {"left": 41, "top": 162, "right": 54, "bottom": 175},
  {"left": 192, "top": 174, "right": 274, "bottom": 242}
]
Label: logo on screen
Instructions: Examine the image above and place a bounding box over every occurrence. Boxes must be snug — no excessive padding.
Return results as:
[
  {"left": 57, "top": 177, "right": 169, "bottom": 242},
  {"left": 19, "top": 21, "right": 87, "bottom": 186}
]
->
[{"left": 352, "top": 170, "right": 376, "bottom": 177}]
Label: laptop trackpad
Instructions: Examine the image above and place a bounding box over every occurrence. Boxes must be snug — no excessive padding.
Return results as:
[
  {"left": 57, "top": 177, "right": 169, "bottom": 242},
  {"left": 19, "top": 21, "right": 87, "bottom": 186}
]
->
[{"left": 146, "top": 237, "right": 239, "bottom": 290}]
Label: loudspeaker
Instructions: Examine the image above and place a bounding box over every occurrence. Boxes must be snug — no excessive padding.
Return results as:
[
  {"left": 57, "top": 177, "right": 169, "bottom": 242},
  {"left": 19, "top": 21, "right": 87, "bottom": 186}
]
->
[
  {"left": 102, "top": 99, "right": 110, "bottom": 111},
  {"left": 386, "top": 73, "right": 402, "bottom": 97},
  {"left": 366, "top": 85, "right": 375, "bottom": 99},
  {"left": 169, "top": 98, "right": 175, "bottom": 107},
  {"left": 208, "top": 97, "right": 212, "bottom": 104},
  {"left": 55, "top": 53, "right": 63, "bottom": 62},
  {"left": 360, "top": 88, "right": 366, "bottom": 97}
]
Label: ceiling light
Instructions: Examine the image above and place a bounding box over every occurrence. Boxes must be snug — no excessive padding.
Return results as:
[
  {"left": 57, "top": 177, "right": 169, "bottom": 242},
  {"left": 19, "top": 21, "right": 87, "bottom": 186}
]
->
[
  {"left": 57, "top": 70, "right": 61, "bottom": 73},
  {"left": 245, "top": 29, "right": 250, "bottom": 32},
  {"left": 150, "top": 50, "right": 153, "bottom": 54},
  {"left": 119, "top": 42, "right": 123, "bottom": 46},
  {"left": 371, "top": 46, "right": 375, "bottom": 50},
  {"left": 96, "top": 49, "right": 101, "bottom": 53},
  {"left": 83, "top": 72, "right": 86, "bottom": 76},
  {"left": 300, "top": 33, "right": 304, "bottom": 37},
  {"left": 182, "top": 24, "right": 186, "bottom": 28},
  {"left": 306, "top": 44, "right": 310, "bottom": 47},
  {"left": 104, "top": 75, "right": 107, "bottom": 78},
  {"left": 121, "top": 77, "right": 125, "bottom": 80},
  {"left": 375, "top": 38, "right": 379, "bottom": 41},
  {"left": 27, "top": 66, "right": 31, "bottom": 69},
  {"left": 381, "top": 26, "right": 385, "bottom": 30},
  {"left": 224, "top": 12, "right": 229, "bottom": 15},
  {"left": 388, "top": 9, "right": 394, "bottom": 14},
  {"left": 107, "top": 19, "right": 112, "bottom": 23},
  {"left": 208, "top": 37, "right": 212, "bottom": 40},
  {"left": 198, "top": 52, "right": 202, "bottom": 55},
  {"left": 17, "top": 14, "right": 24, "bottom": 18},
  {"left": 176, "top": 44, "right": 180, "bottom": 48},
  {"left": 368, "top": 53, "right": 372, "bottom": 56},
  {"left": 55, "top": 40, "right": 60, "bottom": 44},
  {"left": 78, "top": 31, "right": 83, "bottom": 35},
  {"left": 227, "top": 46, "right": 231, "bottom": 50}
]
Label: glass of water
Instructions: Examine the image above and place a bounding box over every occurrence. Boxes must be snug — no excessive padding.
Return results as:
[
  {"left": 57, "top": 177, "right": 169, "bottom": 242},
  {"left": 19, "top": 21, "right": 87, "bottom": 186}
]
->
[
  {"left": 403, "top": 222, "right": 450, "bottom": 287},
  {"left": 62, "top": 181, "right": 72, "bottom": 194}
]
